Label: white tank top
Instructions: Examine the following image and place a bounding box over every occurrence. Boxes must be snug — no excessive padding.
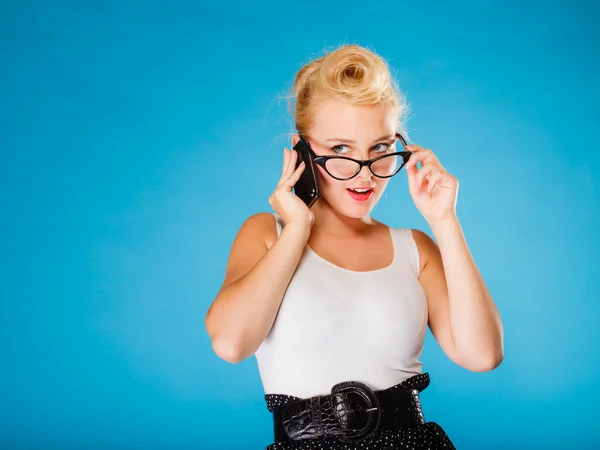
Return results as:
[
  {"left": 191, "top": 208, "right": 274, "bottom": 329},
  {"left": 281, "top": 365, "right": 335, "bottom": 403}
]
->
[{"left": 254, "top": 213, "right": 428, "bottom": 399}]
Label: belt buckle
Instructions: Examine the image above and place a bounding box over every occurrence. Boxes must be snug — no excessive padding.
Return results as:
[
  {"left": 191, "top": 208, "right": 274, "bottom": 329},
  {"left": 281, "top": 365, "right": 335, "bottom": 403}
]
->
[{"left": 331, "top": 381, "right": 381, "bottom": 443}]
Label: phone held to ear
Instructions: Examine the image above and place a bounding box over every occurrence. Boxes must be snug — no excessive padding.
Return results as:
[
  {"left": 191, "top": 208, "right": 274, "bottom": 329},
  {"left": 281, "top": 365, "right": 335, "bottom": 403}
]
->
[{"left": 292, "top": 138, "right": 321, "bottom": 208}]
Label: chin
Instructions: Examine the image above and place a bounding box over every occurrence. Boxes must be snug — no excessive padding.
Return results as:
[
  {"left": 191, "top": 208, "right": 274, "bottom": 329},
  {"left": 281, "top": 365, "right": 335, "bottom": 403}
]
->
[
  {"left": 332, "top": 194, "right": 381, "bottom": 219},
  {"left": 343, "top": 204, "right": 377, "bottom": 219}
]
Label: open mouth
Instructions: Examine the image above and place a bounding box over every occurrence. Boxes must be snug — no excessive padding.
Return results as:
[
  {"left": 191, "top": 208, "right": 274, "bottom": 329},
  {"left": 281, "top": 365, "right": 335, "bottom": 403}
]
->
[{"left": 346, "top": 187, "right": 374, "bottom": 202}]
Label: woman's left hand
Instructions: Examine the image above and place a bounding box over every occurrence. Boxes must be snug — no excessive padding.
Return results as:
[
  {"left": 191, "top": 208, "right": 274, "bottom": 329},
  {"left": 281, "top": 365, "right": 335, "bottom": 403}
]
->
[{"left": 404, "top": 144, "right": 459, "bottom": 223}]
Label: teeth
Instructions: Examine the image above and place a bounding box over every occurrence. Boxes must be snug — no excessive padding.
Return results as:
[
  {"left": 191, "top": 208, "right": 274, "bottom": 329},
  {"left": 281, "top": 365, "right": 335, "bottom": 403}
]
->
[{"left": 352, "top": 188, "right": 370, "bottom": 193}]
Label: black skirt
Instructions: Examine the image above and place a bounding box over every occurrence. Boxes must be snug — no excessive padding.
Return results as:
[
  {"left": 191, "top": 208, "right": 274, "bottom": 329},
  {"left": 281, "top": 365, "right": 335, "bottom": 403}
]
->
[{"left": 264, "top": 373, "right": 456, "bottom": 450}]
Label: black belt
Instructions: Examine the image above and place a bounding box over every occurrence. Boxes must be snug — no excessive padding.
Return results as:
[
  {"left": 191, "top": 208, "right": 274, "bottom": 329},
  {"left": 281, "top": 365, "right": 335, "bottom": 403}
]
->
[{"left": 270, "top": 378, "right": 427, "bottom": 443}]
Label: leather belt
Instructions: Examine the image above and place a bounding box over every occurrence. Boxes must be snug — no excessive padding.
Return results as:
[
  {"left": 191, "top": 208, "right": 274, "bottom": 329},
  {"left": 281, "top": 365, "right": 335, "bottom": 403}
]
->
[{"left": 271, "top": 380, "right": 426, "bottom": 443}]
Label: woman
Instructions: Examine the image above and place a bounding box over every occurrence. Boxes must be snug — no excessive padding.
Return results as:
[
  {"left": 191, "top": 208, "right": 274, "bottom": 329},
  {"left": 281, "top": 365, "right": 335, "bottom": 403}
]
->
[{"left": 205, "top": 44, "right": 504, "bottom": 449}]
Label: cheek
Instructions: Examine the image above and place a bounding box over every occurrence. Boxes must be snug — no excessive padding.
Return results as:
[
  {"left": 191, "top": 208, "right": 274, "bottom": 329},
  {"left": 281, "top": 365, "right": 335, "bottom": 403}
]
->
[{"left": 316, "top": 166, "right": 344, "bottom": 193}]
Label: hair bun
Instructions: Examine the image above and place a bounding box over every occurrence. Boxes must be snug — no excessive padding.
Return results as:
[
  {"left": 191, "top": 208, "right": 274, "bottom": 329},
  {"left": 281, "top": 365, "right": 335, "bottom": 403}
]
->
[{"left": 288, "top": 44, "right": 408, "bottom": 137}]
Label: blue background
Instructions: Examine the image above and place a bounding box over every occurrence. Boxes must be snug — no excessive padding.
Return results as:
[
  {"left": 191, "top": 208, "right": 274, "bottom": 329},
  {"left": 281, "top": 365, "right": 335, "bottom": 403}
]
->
[{"left": 1, "top": 1, "right": 599, "bottom": 448}]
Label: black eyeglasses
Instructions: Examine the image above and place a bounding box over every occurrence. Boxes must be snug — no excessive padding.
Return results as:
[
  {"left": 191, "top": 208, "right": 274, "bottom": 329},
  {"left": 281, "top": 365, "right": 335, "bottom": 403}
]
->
[{"left": 299, "top": 133, "right": 412, "bottom": 181}]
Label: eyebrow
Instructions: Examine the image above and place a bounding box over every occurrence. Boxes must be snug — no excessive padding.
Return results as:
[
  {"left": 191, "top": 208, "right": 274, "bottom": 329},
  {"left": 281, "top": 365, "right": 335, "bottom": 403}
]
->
[{"left": 324, "top": 134, "right": 396, "bottom": 144}]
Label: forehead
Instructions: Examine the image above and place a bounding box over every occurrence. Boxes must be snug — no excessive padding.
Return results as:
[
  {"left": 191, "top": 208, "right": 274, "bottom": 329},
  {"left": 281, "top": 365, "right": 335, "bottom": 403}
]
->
[{"left": 309, "top": 98, "right": 396, "bottom": 141}]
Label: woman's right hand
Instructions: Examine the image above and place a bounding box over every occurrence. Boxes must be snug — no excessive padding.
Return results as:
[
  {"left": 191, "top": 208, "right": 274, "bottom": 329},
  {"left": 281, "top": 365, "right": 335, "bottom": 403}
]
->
[{"left": 268, "top": 148, "right": 314, "bottom": 230}]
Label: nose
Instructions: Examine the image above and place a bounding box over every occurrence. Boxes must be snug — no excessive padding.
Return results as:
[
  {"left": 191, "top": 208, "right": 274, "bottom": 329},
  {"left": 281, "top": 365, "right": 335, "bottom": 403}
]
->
[{"left": 357, "top": 163, "right": 373, "bottom": 181}]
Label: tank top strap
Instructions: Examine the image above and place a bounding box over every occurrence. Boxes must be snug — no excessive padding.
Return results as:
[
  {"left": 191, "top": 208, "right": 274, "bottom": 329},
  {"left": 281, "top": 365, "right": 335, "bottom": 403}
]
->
[
  {"left": 389, "top": 227, "right": 421, "bottom": 278},
  {"left": 272, "top": 212, "right": 284, "bottom": 237}
]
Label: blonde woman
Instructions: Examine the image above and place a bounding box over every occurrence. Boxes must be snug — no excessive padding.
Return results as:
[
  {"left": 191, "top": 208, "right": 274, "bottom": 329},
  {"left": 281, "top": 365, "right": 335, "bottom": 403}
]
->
[{"left": 206, "top": 44, "right": 503, "bottom": 449}]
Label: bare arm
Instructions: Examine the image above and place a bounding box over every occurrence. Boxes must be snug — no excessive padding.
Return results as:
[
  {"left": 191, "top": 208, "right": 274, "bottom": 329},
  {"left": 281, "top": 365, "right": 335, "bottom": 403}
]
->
[
  {"left": 205, "top": 213, "right": 310, "bottom": 363},
  {"left": 206, "top": 147, "right": 313, "bottom": 363},
  {"left": 413, "top": 219, "right": 504, "bottom": 372}
]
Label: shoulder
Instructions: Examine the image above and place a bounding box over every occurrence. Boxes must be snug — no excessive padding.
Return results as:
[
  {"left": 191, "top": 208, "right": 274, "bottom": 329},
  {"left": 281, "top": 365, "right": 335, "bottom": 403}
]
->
[
  {"left": 407, "top": 228, "right": 439, "bottom": 275},
  {"left": 219, "top": 212, "right": 278, "bottom": 292},
  {"left": 377, "top": 220, "right": 433, "bottom": 274},
  {"left": 237, "top": 212, "right": 279, "bottom": 249}
]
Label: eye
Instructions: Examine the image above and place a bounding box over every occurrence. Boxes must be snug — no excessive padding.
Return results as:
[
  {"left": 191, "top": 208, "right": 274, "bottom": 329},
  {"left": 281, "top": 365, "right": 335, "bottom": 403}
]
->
[
  {"left": 331, "top": 144, "right": 350, "bottom": 154},
  {"left": 372, "top": 143, "right": 392, "bottom": 153}
]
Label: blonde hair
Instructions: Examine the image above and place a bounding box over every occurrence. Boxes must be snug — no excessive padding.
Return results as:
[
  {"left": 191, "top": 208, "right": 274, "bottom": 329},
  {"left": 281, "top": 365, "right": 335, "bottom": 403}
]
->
[{"left": 288, "top": 44, "right": 409, "bottom": 137}]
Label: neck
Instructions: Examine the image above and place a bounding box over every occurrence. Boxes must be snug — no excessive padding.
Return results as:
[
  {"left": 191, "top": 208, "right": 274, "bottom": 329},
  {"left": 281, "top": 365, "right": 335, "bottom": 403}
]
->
[{"left": 310, "top": 200, "right": 374, "bottom": 237}]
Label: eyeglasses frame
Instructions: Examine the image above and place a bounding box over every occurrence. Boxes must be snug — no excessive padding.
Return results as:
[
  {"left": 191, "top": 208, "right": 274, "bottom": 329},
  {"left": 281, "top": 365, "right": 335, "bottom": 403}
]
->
[{"left": 298, "top": 133, "right": 412, "bottom": 181}]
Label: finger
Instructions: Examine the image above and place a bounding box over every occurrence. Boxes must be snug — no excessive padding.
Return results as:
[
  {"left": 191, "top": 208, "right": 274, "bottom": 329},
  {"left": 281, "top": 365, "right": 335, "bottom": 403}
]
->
[
  {"left": 405, "top": 156, "right": 418, "bottom": 177},
  {"left": 284, "top": 161, "right": 306, "bottom": 188},
  {"left": 427, "top": 170, "right": 444, "bottom": 193},
  {"left": 415, "top": 164, "right": 436, "bottom": 191},
  {"left": 405, "top": 147, "right": 438, "bottom": 169},
  {"left": 405, "top": 150, "right": 424, "bottom": 169},
  {"left": 405, "top": 144, "right": 424, "bottom": 152},
  {"left": 281, "top": 148, "right": 290, "bottom": 176},
  {"left": 405, "top": 159, "right": 419, "bottom": 194},
  {"left": 277, "top": 150, "right": 298, "bottom": 188},
  {"left": 284, "top": 149, "right": 298, "bottom": 178}
]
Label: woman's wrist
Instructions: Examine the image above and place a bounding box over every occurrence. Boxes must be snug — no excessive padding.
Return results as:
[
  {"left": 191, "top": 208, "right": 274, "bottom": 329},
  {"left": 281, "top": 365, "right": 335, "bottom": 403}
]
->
[{"left": 282, "top": 220, "right": 312, "bottom": 242}]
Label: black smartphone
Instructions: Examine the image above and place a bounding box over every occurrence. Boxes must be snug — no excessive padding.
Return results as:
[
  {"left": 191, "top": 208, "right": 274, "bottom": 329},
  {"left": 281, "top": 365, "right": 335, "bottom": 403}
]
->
[{"left": 292, "top": 137, "right": 321, "bottom": 208}]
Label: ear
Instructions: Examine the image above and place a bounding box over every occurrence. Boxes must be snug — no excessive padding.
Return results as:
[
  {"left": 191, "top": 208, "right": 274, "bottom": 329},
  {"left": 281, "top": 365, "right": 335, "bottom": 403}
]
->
[{"left": 291, "top": 134, "right": 300, "bottom": 148}]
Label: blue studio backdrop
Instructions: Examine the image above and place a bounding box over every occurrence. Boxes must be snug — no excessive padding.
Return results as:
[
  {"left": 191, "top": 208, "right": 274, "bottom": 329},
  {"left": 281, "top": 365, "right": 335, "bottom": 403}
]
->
[{"left": 1, "top": 1, "right": 599, "bottom": 449}]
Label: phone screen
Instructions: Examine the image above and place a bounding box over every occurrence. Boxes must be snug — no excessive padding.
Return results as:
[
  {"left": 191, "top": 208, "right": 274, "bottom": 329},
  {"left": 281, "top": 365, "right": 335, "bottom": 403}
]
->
[{"left": 292, "top": 138, "right": 321, "bottom": 208}]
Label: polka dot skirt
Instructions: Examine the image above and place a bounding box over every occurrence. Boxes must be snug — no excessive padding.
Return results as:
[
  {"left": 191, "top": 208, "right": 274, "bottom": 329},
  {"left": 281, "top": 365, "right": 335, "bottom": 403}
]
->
[{"left": 264, "top": 373, "right": 456, "bottom": 450}]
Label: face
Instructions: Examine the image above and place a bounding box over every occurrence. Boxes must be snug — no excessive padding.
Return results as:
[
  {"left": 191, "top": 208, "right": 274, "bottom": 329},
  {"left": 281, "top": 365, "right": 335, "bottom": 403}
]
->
[{"left": 296, "top": 99, "right": 400, "bottom": 219}]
